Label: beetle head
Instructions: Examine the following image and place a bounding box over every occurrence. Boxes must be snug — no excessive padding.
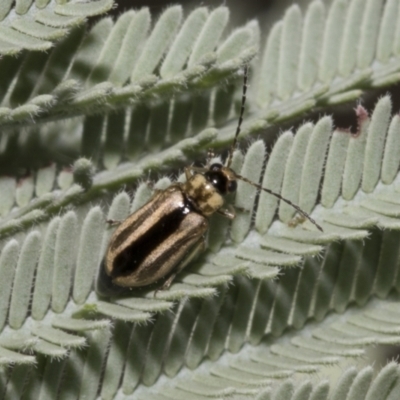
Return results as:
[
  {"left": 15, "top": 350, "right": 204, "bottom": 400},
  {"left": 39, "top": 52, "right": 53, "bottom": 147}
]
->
[{"left": 204, "top": 163, "right": 237, "bottom": 195}]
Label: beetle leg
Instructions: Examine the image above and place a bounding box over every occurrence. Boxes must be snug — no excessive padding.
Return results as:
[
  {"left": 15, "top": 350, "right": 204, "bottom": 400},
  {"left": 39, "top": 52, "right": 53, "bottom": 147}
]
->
[
  {"left": 154, "top": 237, "right": 206, "bottom": 296},
  {"left": 154, "top": 273, "right": 176, "bottom": 296},
  {"left": 191, "top": 166, "right": 208, "bottom": 173},
  {"left": 185, "top": 166, "right": 208, "bottom": 181},
  {"left": 206, "top": 148, "right": 215, "bottom": 166},
  {"left": 217, "top": 204, "right": 236, "bottom": 219},
  {"left": 145, "top": 181, "right": 165, "bottom": 196},
  {"left": 217, "top": 204, "right": 251, "bottom": 219},
  {"left": 184, "top": 166, "right": 193, "bottom": 181},
  {"left": 106, "top": 219, "right": 123, "bottom": 226},
  {"left": 235, "top": 206, "right": 249, "bottom": 213}
]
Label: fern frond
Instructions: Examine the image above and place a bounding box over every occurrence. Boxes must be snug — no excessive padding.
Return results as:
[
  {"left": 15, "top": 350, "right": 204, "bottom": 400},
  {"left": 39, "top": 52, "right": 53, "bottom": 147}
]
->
[
  {"left": 1, "top": 94, "right": 400, "bottom": 319},
  {"left": 0, "top": 127, "right": 217, "bottom": 239},
  {"left": 216, "top": 0, "right": 400, "bottom": 146},
  {"left": 0, "top": 6, "right": 257, "bottom": 131},
  {"left": 2, "top": 92, "right": 400, "bottom": 398},
  {"left": 0, "top": 0, "right": 113, "bottom": 55},
  {"left": 2, "top": 0, "right": 399, "bottom": 149},
  {"left": 2, "top": 1, "right": 400, "bottom": 399},
  {"left": 252, "top": 363, "right": 400, "bottom": 400},
  {"left": 1, "top": 0, "right": 398, "bottom": 181}
]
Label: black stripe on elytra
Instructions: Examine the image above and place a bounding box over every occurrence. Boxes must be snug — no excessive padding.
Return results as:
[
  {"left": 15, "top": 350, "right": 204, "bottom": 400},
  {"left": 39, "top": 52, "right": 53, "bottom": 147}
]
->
[
  {"left": 150, "top": 224, "right": 200, "bottom": 270},
  {"left": 111, "top": 196, "right": 195, "bottom": 278},
  {"left": 110, "top": 198, "right": 160, "bottom": 251}
]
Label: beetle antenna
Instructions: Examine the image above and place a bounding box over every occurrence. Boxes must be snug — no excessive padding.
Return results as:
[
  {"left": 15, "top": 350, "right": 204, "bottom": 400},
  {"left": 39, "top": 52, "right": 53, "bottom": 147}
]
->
[
  {"left": 234, "top": 173, "right": 323, "bottom": 232},
  {"left": 226, "top": 65, "right": 248, "bottom": 168}
]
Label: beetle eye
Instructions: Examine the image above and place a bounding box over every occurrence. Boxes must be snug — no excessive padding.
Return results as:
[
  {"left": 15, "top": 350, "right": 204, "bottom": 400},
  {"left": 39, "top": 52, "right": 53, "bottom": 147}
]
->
[
  {"left": 227, "top": 180, "right": 237, "bottom": 193},
  {"left": 205, "top": 172, "right": 225, "bottom": 193},
  {"left": 210, "top": 163, "right": 222, "bottom": 171}
]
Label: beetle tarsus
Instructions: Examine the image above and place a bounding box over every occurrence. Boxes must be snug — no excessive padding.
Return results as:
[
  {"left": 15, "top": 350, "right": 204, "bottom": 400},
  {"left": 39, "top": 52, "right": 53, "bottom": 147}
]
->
[
  {"left": 106, "top": 219, "right": 122, "bottom": 226},
  {"left": 217, "top": 205, "right": 236, "bottom": 219},
  {"left": 154, "top": 273, "right": 177, "bottom": 297}
]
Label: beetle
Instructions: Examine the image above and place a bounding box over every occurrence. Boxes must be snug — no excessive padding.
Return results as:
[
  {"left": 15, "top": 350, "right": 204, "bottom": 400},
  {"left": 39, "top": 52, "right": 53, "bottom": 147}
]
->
[{"left": 100, "top": 66, "right": 322, "bottom": 294}]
